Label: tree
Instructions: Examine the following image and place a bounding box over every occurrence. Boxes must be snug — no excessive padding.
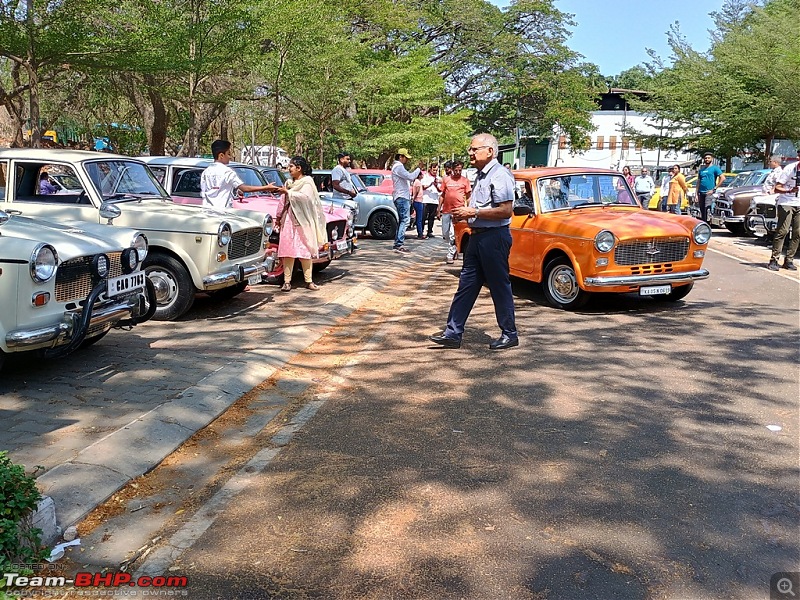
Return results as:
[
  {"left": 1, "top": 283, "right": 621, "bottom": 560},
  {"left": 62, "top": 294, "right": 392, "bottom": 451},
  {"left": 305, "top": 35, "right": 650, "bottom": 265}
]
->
[
  {"left": 0, "top": 0, "right": 101, "bottom": 146},
  {"left": 626, "top": 0, "right": 800, "bottom": 168}
]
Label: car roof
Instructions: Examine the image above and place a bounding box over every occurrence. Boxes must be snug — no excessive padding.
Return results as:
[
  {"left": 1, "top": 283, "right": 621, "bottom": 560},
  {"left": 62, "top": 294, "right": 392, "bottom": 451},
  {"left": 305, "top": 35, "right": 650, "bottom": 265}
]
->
[
  {"left": 0, "top": 148, "right": 135, "bottom": 162},
  {"left": 141, "top": 156, "right": 261, "bottom": 170},
  {"left": 350, "top": 168, "right": 391, "bottom": 175},
  {"left": 513, "top": 167, "right": 627, "bottom": 178}
]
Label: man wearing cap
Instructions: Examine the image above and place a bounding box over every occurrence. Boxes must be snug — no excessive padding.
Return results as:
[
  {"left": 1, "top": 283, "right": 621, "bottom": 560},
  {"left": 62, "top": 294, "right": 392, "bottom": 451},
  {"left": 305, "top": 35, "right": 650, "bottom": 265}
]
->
[
  {"left": 391, "top": 148, "right": 424, "bottom": 253},
  {"left": 695, "top": 152, "right": 725, "bottom": 222},
  {"left": 633, "top": 168, "right": 655, "bottom": 207},
  {"left": 331, "top": 152, "right": 357, "bottom": 200},
  {"left": 430, "top": 133, "right": 518, "bottom": 350},
  {"left": 767, "top": 153, "right": 799, "bottom": 271}
]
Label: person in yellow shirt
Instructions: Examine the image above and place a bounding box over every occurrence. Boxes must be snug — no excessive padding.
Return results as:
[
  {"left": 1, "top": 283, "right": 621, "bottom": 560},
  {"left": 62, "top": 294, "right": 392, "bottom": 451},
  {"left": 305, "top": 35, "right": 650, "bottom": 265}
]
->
[{"left": 666, "top": 165, "right": 688, "bottom": 215}]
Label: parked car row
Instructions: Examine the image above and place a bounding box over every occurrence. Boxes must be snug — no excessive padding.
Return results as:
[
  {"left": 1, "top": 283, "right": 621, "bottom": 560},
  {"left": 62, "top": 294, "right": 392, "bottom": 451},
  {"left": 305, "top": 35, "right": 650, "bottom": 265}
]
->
[{"left": 0, "top": 148, "right": 364, "bottom": 371}]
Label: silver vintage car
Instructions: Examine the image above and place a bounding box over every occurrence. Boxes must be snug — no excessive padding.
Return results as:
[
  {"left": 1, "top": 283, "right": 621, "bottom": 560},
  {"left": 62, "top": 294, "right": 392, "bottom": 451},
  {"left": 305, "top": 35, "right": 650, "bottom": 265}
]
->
[
  {"left": 0, "top": 149, "right": 274, "bottom": 320},
  {"left": 0, "top": 210, "right": 154, "bottom": 370}
]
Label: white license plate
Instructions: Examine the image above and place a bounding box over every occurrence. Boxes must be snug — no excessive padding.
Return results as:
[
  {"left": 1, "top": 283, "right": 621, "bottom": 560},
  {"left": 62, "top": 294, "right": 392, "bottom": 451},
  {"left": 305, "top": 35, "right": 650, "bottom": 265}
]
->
[
  {"left": 640, "top": 284, "right": 672, "bottom": 296},
  {"left": 247, "top": 274, "right": 262, "bottom": 285},
  {"left": 108, "top": 272, "right": 146, "bottom": 297},
  {"left": 335, "top": 239, "right": 349, "bottom": 252}
]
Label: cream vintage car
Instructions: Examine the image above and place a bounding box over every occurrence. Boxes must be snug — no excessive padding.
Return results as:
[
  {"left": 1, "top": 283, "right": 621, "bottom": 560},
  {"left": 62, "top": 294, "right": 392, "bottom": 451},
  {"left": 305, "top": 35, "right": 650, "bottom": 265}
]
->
[
  {"left": 0, "top": 210, "right": 154, "bottom": 370},
  {"left": 0, "top": 149, "right": 274, "bottom": 320}
]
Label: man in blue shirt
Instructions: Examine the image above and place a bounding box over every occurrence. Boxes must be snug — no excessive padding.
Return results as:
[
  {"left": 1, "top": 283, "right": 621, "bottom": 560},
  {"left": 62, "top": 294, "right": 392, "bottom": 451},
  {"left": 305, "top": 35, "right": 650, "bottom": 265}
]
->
[
  {"left": 430, "top": 133, "right": 518, "bottom": 350},
  {"left": 695, "top": 152, "right": 725, "bottom": 223}
]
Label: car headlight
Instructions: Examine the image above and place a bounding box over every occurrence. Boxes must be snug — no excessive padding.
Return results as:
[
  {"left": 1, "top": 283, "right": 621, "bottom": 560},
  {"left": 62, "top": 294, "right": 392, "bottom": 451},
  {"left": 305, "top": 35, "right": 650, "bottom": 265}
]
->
[
  {"left": 92, "top": 254, "right": 110, "bottom": 278},
  {"left": 218, "top": 222, "right": 232, "bottom": 247},
  {"left": 594, "top": 230, "right": 615, "bottom": 253},
  {"left": 332, "top": 227, "right": 339, "bottom": 241},
  {"left": 120, "top": 247, "right": 139, "bottom": 274},
  {"left": 30, "top": 244, "right": 58, "bottom": 283},
  {"left": 693, "top": 222, "right": 712, "bottom": 245},
  {"left": 132, "top": 233, "right": 148, "bottom": 262},
  {"left": 263, "top": 214, "right": 274, "bottom": 237}
]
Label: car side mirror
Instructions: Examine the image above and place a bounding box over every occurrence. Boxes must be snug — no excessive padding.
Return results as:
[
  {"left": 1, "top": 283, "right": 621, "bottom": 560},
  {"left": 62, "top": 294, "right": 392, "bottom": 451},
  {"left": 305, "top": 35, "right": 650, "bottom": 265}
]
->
[
  {"left": 513, "top": 204, "right": 532, "bottom": 217},
  {"left": 99, "top": 201, "right": 122, "bottom": 224},
  {"left": 0, "top": 210, "right": 9, "bottom": 226}
]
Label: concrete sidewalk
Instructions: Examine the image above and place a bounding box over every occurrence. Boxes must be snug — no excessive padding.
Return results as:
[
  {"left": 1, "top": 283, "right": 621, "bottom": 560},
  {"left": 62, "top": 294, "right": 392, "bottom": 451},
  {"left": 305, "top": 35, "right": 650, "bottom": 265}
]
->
[{"left": 0, "top": 234, "right": 449, "bottom": 538}]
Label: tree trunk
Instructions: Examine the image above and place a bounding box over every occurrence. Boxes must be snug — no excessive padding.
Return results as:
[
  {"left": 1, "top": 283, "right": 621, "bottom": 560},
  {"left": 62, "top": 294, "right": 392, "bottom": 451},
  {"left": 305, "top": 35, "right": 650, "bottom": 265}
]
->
[
  {"left": 179, "top": 103, "right": 225, "bottom": 157},
  {"left": 763, "top": 134, "right": 774, "bottom": 167},
  {"left": 117, "top": 75, "right": 169, "bottom": 156},
  {"left": 25, "top": 0, "right": 40, "bottom": 148}
]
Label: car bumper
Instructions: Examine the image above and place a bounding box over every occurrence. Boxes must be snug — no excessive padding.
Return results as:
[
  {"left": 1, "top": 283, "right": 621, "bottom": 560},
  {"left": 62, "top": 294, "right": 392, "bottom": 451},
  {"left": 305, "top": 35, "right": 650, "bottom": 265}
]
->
[
  {"left": 746, "top": 214, "right": 777, "bottom": 237},
  {"left": 583, "top": 269, "right": 710, "bottom": 288},
  {"left": 327, "top": 239, "right": 355, "bottom": 260},
  {"left": 202, "top": 254, "right": 275, "bottom": 290},
  {"left": 6, "top": 289, "right": 148, "bottom": 352}
]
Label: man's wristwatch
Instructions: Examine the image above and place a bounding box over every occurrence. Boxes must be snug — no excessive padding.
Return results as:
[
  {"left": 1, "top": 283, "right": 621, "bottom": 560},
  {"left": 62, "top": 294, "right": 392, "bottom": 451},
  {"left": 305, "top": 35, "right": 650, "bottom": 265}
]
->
[{"left": 474, "top": 207, "right": 480, "bottom": 219}]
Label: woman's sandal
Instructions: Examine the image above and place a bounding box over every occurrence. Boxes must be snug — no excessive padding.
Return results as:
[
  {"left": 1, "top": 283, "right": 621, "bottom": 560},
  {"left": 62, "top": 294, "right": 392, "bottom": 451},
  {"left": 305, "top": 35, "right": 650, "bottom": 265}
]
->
[
  {"left": 305, "top": 282, "right": 320, "bottom": 291},
  {"left": 280, "top": 282, "right": 292, "bottom": 292}
]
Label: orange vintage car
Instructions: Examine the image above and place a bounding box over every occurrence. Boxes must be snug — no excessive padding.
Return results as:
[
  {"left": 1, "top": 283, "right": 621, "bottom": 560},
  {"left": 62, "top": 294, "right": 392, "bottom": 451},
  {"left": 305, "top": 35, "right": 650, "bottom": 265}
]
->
[{"left": 455, "top": 167, "right": 711, "bottom": 310}]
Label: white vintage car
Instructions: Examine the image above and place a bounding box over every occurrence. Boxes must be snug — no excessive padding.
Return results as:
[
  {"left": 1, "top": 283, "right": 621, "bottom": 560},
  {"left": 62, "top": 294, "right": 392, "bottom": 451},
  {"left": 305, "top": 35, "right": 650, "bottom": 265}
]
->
[
  {"left": 0, "top": 210, "right": 154, "bottom": 370},
  {"left": 0, "top": 149, "right": 274, "bottom": 320}
]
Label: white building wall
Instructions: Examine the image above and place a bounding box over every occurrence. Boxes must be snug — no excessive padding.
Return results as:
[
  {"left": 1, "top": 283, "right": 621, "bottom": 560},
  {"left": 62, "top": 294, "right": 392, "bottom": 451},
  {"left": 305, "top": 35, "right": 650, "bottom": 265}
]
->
[{"left": 546, "top": 111, "right": 695, "bottom": 171}]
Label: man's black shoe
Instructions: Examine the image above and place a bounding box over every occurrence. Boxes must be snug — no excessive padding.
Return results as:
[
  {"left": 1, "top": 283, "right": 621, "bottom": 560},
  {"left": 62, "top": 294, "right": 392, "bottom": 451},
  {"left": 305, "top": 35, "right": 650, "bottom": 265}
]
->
[
  {"left": 768, "top": 259, "right": 780, "bottom": 271},
  {"left": 429, "top": 334, "right": 461, "bottom": 349},
  {"left": 489, "top": 334, "right": 519, "bottom": 350},
  {"left": 783, "top": 261, "right": 797, "bottom": 271}
]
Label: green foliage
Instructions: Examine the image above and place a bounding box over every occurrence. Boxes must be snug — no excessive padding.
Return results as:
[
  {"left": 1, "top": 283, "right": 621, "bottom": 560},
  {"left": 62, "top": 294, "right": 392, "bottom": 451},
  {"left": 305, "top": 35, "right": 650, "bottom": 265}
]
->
[
  {"left": 627, "top": 0, "right": 800, "bottom": 163},
  {"left": 0, "top": 452, "right": 47, "bottom": 585}
]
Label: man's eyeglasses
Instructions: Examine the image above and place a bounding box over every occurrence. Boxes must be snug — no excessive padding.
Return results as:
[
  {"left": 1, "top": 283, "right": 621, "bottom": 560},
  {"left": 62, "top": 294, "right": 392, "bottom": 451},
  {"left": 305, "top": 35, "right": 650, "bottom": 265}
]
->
[{"left": 467, "top": 145, "right": 490, "bottom": 154}]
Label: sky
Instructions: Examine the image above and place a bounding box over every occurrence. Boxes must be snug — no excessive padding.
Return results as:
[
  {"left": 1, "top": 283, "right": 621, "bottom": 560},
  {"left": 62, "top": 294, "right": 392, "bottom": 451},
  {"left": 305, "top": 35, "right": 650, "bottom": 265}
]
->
[{"left": 494, "top": 0, "right": 723, "bottom": 76}]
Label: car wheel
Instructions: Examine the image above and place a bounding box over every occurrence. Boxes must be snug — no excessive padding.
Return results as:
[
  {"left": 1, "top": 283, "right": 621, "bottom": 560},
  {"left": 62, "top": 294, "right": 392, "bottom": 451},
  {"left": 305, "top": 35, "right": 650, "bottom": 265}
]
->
[
  {"left": 724, "top": 222, "right": 747, "bottom": 236},
  {"left": 664, "top": 282, "right": 694, "bottom": 302},
  {"left": 80, "top": 329, "right": 110, "bottom": 348},
  {"left": 542, "top": 256, "right": 590, "bottom": 310},
  {"left": 143, "top": 253, "right": 195, "bottom": 321},
  {"left": 208, "top": 281, "right": 248, "bottom": 301},
  {"left": 312, "top": 260, "right": 331, "bottom": 273},
  {"left": 367, "top": 211, "right": 398, "bottom": 240}
]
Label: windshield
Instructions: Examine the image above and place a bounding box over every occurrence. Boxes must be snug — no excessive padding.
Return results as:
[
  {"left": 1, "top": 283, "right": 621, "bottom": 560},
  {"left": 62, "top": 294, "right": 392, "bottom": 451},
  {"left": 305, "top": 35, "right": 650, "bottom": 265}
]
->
[
  {"left": 85, "top": 160, "right": 170, "bottom": 202},
  {"left": 259, "top": 168, "right": 285, "bottom": 186},
  {"left": 349, "top": 173, "right": 368, "bottom": 193},
  {"left": 727, "top": 172, "right": 751, "bottom": 188},
  {"left": 537, "top": 173, "right": 638, "bottom": 212},
  {"left": 232, "top": 167, "right": 267, "bottom": 187}
]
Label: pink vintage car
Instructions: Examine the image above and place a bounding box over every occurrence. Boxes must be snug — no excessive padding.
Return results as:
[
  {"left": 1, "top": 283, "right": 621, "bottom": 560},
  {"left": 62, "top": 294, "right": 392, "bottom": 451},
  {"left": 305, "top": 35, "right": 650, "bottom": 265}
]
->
[{"left": 141, "top": 157, "right": 355, "bottom": 278}]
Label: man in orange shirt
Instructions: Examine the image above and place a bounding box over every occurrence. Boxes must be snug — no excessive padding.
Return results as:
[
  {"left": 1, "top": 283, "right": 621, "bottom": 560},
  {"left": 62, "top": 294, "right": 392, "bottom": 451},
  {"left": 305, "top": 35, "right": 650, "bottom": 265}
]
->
[{"left": 438, "top": 160, "right": 472, "bottom": 264}]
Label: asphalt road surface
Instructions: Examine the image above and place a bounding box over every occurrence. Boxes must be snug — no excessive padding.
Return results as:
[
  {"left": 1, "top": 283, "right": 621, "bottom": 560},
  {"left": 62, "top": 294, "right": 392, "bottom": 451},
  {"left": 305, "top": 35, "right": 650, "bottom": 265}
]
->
[{"left": 10, "top": 230, "right": 800, "bottom": 600}]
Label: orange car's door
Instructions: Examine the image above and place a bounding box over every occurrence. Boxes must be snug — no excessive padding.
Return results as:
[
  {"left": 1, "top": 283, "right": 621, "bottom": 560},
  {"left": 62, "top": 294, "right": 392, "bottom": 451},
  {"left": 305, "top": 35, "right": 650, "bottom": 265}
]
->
[{"left": 509, "top": 179, "right": 537, "bottom": 276}]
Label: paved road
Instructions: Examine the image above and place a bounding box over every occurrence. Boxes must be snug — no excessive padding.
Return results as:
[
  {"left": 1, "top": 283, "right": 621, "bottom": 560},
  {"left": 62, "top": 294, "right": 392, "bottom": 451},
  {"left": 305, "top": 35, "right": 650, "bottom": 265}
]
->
[{"left": 38, "top": 227, "right": 798, "bottom": 600}]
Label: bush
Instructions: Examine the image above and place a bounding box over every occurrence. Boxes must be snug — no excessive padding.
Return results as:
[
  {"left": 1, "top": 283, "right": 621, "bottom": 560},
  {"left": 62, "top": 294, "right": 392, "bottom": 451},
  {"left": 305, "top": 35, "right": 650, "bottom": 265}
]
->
[{"left": 0, "top": 451, "right": 48, "bottom": 588}]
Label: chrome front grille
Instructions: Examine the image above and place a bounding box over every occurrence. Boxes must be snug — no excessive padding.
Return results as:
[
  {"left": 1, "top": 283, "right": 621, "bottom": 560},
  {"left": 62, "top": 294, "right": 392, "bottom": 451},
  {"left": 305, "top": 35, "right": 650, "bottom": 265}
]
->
[
  {"left": 326, "top": 221, "right": 346, "bottom": 242},
  {"left": 55, "top": 252, "right": 123, "bottom": 303},
  {"left": 614, "top": 237, "right": 689, "bottom": 266},
  {"left": 229, "top": 228, "right": 263, "bottom": 260}
]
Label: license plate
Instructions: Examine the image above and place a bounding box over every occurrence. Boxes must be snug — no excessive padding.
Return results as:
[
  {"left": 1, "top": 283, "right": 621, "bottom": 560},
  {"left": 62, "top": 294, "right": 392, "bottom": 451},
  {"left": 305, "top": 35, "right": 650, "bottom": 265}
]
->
[
  {"left": 753, "top": 224, "right": 767, "bottom": 236},
  {"left": 248, "top": 274, "right": 262, "bottom": 285},
  {"left": 335, "top": 239, "right": 349, "bottom": 252},
  {"left": 640, "top": 284, "right": 671, "bottom": 296},
  {"left": 108, "top": 272, "right": 146, "bottom": 297}
]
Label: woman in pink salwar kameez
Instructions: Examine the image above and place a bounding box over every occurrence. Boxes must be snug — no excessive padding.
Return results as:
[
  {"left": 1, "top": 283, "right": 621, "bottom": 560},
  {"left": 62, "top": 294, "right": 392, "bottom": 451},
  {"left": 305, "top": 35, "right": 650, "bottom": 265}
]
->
[{"left": 267, "top": 156, "right": 327, "bottom": 292}]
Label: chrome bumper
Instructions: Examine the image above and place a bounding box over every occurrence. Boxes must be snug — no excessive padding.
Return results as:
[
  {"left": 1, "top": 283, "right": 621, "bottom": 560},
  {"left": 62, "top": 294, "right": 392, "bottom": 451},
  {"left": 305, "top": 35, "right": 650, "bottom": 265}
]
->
[
  {"left": 724, "top": 215, "right": 744, "bottom": 223},
  {"left": 6, "top": 294, "right": 142, "bottom": 351},
  {"left": 584, "top": 269, "right": 710, "bottom": 288},
  {"left": 202, "top": 254, "right": 274, "bottom": 290}
]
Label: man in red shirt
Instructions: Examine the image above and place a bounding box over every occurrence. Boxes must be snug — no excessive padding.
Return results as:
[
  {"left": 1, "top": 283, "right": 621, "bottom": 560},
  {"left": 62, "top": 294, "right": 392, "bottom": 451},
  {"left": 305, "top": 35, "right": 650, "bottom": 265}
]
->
[{"left": 438, "top": 160, "right": 472, "bottom": 264}]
